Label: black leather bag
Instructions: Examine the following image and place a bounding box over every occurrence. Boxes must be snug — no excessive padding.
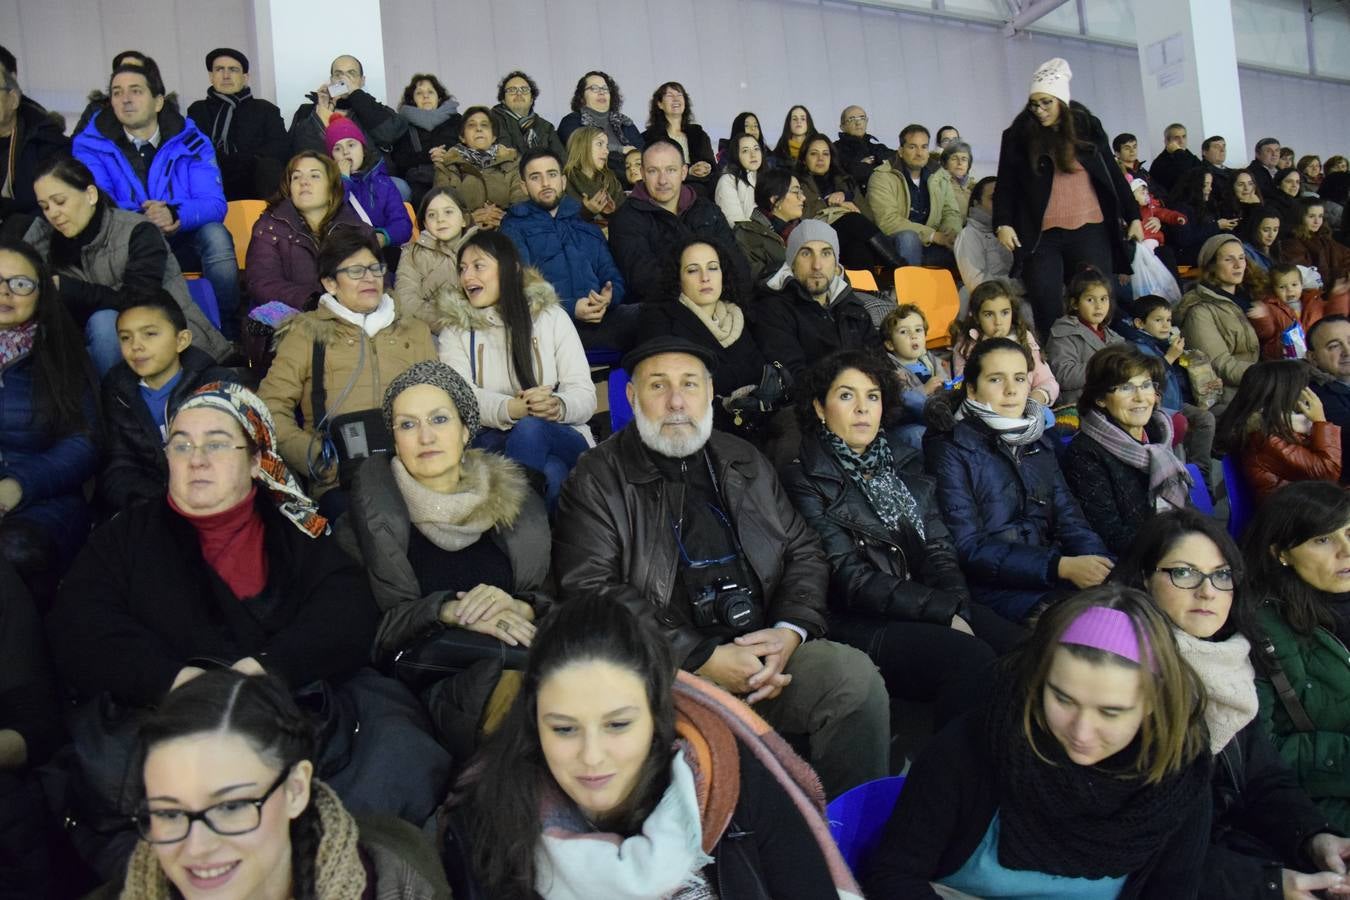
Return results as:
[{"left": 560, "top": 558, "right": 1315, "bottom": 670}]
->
[{"left": 392, "top": 628, "right": 528, "bottom": 692}]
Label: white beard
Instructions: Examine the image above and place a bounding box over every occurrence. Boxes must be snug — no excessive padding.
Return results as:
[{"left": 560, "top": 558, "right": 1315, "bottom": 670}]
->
[{"left": 633, "top": 401, "right": 714, "bottom": 458}]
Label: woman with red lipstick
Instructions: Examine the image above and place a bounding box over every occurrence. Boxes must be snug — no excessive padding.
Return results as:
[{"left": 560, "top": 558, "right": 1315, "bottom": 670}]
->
[
  {"left": 104, "top": 668, "right": 450, "bottom": 900},
  {"left": 1113, "top": 509, "right": 1350, "bottom": 900},
  {"left": 864, "top": 585, "right": 1212, "bottom": 898},
  {"left": 1249, "top": 482, "right": 1350, "bottom": 837},
  {"left": 445, "top": 595, "right": 861, "bottom": 900}
]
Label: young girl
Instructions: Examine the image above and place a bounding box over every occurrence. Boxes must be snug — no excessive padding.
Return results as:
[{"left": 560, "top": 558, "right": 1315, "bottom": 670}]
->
[
  {"left": 1215, "top": 360, "right": 1341, "bottom": 502},
  {"left": 950, "top": 278, "right": 1059, "bottom": 410},
  {"left": 393, "top": 187, "right": 478, "bottom": 328},
  {"left": 1047, "top": 266, "right": 1126, "bottom": 407},
  {"left": 714, "top": 132, "right": 763, "bottom": 225},
  {"left": 325, "top": 115, "right": 414, "bottom": 253},
  {"left": 1248, "top": 262, "right": 1349, "bottom": 360},
  {"left": 864, "top": 586, "right": 1212, "bottom": 898},
  {"left": 883, "top": 304, "right": 950, "bottom": 426},
  {"left": 1280, "top": 197, "right": 1350, "bottom": 289}
]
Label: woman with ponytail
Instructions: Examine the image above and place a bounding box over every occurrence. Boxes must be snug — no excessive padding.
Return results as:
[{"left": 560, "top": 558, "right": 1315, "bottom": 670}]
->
[{"left": 106, "top": 668, "right": 449, "bottom": 899}]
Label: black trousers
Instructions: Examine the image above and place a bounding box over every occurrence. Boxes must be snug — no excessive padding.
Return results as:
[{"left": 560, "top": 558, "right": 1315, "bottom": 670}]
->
[{"left": 1021, "top": 222, "right": 1115, "bottom": 338}]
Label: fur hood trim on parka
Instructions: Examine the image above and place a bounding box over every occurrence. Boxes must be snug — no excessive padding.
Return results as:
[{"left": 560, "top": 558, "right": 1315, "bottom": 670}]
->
[{"left": 428, "top": 267, "right": 561, "bottom": 333}]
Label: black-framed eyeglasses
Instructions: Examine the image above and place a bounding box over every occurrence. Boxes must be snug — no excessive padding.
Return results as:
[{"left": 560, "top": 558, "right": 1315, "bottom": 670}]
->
[
  {"left": 1155, "top": 566, "right": 1235, "bottom": 591},
  {"left": 334, "top": 262, "right": 387, "bottom": 280},
  {"left": 503, "top": 85, "right": 532, "bottom": 96},
  {"left": 134, "top": 769, "right": 290, "bottom": 844},
  {"left": 1027, "top": 98, "right": 1057, "bottom": 112},
  {"left": 0, "top": 275, "right": 37, "bottom": 296}
]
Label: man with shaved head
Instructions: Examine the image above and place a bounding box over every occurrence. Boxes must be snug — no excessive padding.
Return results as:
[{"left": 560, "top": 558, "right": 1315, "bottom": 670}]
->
[{"left": 288, "top": 53, "right": 406, "bottom": 177}]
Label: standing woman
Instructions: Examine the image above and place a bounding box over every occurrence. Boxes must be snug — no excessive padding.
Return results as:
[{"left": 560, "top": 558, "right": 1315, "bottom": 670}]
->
[
  {"left": 714, "top": 132, "right": 762, "bottom": 225},
  {"left": 561, "top": 126, "right": 625, "bottom": 225},
  {"left": 641, "top": 82, "right": 716, "bottom": 197},
  {"left": 435, "top": 232, "right": 595, "bottom": 508},
  {"left": 771, "top": 105, "right": 816, "bottom": 168},
  {"left": 864, "top": 585, "right": 1213, "bottom": 899},
  {"left": 994, "top": 58, "right": 1144, "bottom": 337}
]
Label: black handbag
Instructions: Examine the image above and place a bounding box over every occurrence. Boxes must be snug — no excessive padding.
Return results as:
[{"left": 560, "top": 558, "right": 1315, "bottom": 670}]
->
[
  {"left": 392, "top": 628, "right": 528, "bottom": 692},
  {"left": 311, "top": 340, "right": 392, "bottom": 488}
]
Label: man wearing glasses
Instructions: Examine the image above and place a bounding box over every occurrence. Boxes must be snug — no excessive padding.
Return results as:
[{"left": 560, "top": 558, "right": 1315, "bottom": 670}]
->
[
  {"left": 489, "top": 70, "right": 564, "bottom": 159},
  {"left": 834, "top": 105, "right": 890, "bottom": 190}
]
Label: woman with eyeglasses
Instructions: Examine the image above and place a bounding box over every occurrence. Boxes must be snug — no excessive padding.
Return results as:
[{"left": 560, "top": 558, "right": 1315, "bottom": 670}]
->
[
  {"left": 1215, "top": 359, "right": 1342, "bottom": 503},
  {"left": 1111, "top": 509, "right": 1350, "bottom": 900},
  {"left": 106, "top": 668, "right": 451, "bottom": 899},
  {"left": 556, "top": 71, "right": 643, "bottom": 182},
  {"left": 258, "top": 227, "right": 435, "bottom": 508},
  {"left": 1064, "top": 345, "right": 1193, "bottom": 556},
  {"left": 993, "top": 58, "right": 1143, "bottom": 337}
]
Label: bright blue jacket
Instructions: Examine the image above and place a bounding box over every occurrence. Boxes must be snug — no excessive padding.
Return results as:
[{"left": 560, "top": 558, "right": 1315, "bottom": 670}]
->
[
  {"left": 500, "top": 195, "right": 626, "bottom": 315},
  {"left": 342, "top": 158, "right": 412, "bottom": 248},
  {"left": 72, "top": 107, "right": 226, "bottom": 232}
]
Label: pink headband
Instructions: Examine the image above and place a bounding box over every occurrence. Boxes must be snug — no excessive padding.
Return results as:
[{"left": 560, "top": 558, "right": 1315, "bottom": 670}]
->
[{"left": 1059, "top": 607, "right": 1151, "bottom": 667}]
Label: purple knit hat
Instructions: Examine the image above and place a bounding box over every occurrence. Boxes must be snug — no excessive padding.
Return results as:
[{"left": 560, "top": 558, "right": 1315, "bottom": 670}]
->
[
  {"left": 324, "top": 114, "right": 365, "bottom": 156},
  {"left": 1060, "top": 606, "right": 1152, "bottom": 668}
]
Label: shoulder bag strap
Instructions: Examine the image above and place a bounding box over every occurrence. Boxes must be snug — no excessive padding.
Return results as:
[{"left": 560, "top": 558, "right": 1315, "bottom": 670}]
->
[
  {"left": 311, "top": 339, "right": 328, "bottom": 429},
  {"left": 1260, "top": 636, "right": 1317, "bottom": 733}
]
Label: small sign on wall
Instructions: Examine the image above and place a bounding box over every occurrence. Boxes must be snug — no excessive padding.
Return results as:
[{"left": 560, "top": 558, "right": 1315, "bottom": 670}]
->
[{"left": 1146, "top": 32, "right": 1186, "bottom": 89}]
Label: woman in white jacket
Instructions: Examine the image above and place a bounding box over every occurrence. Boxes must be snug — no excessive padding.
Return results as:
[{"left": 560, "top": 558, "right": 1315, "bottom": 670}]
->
[
  {"left": 435, "top": 231, "right": 595, "bottom": 507},
  {"left": 714, "top": 132, "right": 762, "bottom": 224}
]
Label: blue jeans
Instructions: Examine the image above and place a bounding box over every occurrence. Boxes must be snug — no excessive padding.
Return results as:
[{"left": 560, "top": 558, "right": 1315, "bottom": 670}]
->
[
  {"left": 473, "top": 417, "right": 588, "bottom": 508},
  {"left": 85, "top": 309, "right": 122, "bottom": 376},
  {"left": 893, "top": 230, "right": 957, "bottom": 269},
  {"left": 170, "top": 222, "right": 239, "bottom": 339}
]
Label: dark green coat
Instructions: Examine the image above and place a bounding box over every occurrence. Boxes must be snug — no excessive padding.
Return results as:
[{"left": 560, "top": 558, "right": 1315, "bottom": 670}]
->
[{"left": 734, "top": 209, "right": 786, "bottom": 286}]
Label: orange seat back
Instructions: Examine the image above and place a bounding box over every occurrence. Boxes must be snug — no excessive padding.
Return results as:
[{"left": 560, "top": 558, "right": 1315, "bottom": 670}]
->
[
  {"left": 405, "top": 201, "right": 419, "bottom": 242},
  {"left": 224, "top": 200, "right": 267, "bottom": 269},
  {"left": 893, "top": 267, "right": 959, "bottom": 349},
  {"left": 845, "top": 269, "right": 879, "bottom": 292}
]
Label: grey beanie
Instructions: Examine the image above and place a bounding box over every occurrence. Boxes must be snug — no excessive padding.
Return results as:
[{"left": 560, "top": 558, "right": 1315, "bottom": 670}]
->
[
  {"left": 382, "top": 360, "right": 480, "bottom": 439},
  {"left": 786, "top": 218, "right": 841, "bottom": 261},
  {"left": 1196, "top": 233, "right": 1243, "bottom": 271}
]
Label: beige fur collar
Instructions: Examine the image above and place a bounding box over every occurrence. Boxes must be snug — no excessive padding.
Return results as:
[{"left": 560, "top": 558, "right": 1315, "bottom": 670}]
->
[{"left": 429, "top": 267, "right": 560, "bottom": 333}]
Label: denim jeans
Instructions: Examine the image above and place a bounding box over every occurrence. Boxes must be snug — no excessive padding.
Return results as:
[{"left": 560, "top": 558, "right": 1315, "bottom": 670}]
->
[
  {"left": 473, "top": 417, "right": 589, "bottom": 508},
  {"left": 85, "top": 309, "right": 122, "bottom": 376},
  {"left": 893, "top": 230, "right": 957, "bottom": 269},
  {"left": 170, "top": 222, "right": 240, "bottom": 339}
]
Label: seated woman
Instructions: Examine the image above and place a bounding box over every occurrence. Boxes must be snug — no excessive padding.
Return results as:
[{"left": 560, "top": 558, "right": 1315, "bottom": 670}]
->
[
  {"left": 435, "top": 232, "right": 595, "bottom": 508},
  {"left": 47, "top": 382, "right": 450, "bottom": 837},
  {"left": 444, "top": 594, "right": 861, "bottom": 900},
  {"left": 326, "top": 115, "right": 414, "bottom": 255},
  {"left": 1231, "top": 170, "right": 1266, "bottom": 234},
  {"left": 930, "top": 141, "right": 974, "bottom": 228},
  {"left": 783, "top": 352, "right": 1021, "bottom": 720},
  {"left": 391, "top": 72, "right": 462, "bottom": 205},
  {"left": 0, "top": 240, "right": 97, "bottom": 601},
  {"left": 433, "top": 107, "right": 527, "bottom": 232},
  {"left": 714, "top": 132, "right": 762, "bottom": 225},
  {"left": 1176, "top": 234, "right": 1261, "bottom": 410},
  {"left": 733, "top": 168, "right": 803, "bottom": 285},
  {"left": 258, "top": 227, "right": 435, "bottom": 508},
  {"left": 1064, "top": 345, "right": 1192, "bottom": 555},
  {"left": 640, "top": 82, "right": 716, "bottom": 197},
  {"left": 1046, "top": 265, "right": 1126, "bottom": 408},
  {"left": 634, "top": 238, "right": 781, "bottom": 442},
  {"left": 1215, "top": 360, "right": 1341, "bottom": 502},
  {"left": 1113, "top": 509, "right": 1350, "bottom": 900},
  {"left": 950, "top": 278, "right": 1059, "bottom": 412},
  {"left": 337, "top": 361, "right": 550, "bottom": 757},
  {"left": 1248, "top": 481, "right": 1350, "bottom": 834},
  {"left": 244, "top": 151, "right": 374, "bottom": 311},
  {"left": 393, "top": 187, "right": 477, "bottom": 328},
  {"left": 1281, "top": 196, "right": 1350, "bottom": 289},
  {"left": 770, "top": 105, "right": 816, "bottom": 168},
  {"left": 105, "top": 668, "right": 451, "bottom": 899},
  {"left": 794, "top": 133, "right": 900, "bottom": 272},
  {"left": 1168, "top": 168, "right": 1240, "bottom": 268},
  {"left": 25, "top": 155, "right": 229, "bottom": 373},
  {"left": 717, "top": 110, "right": 771, "bottom": 167},
  {"left": 489, "top": 70, "right": 565, "bottom": 159},
  {"left": 925, "top": 338, "right": 1110, "bottom": 623},
  {"left": 555, "top": 71, "right": 643, "bottom": 181},
  {"left": 864, "top": 585, "right": 1212, "bottom": 898},
  {"left": 1242, "top": 206, "right": 1284, "bottom": 276},
  {"left": 561, "top": 126, "right": 625, "bottom": 225},
  {"left": 1267, "top": 169, "right": 1306, "bottom": 236}
]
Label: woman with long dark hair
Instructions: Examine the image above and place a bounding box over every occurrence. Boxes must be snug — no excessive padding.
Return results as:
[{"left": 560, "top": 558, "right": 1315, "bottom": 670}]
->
[
  {"left": 993, "top": 58, "right": 1143, "bottom": 336},
  {"left": 1281, "top": 196, "right": 1350, "bottom": 289},
  {"left": 714, "top": 132, "right": 763, "bottom": 225},
  {"left": 771, "top": 105, "right": 816, "bottom": 168},
  {"left": 717, "top": 111, "right": 771, "bottom": 167},
  {"left": 641, "top": 81, "right": 716, "bottom": 196},
  {"left": 793, "top": 132, "right": 898, "bottom": 272},
  {"left": 434, "top": 231, "right": 594, "bottom": 507},
  {"left": 733, "top": 167, "right": 803, "bottom": 285},
  {"left": 444, "top": 595, "right": 859, "bottom": 900}
]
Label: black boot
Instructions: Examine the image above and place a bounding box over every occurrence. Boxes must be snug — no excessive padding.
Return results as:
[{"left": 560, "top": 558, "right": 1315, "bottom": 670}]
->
[{"left": 866, "top": 232, "right": 907, "bottom": 271}]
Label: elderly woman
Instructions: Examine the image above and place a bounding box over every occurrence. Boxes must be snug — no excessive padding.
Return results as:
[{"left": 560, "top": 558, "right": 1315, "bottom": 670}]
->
[
  {"left": 394, "top": 187, "right": 477, "bottom": 327},
  {"left": 561, "top": 126, "right": 626, "bottom": 224},
  {"left": 433, "top": 107, "right": 527, "bottom": 231},
  {"left": 556, "top": 70, "right": 643, "bottom": 181},
  {"left": 640, "top": 81, "right": 716, "bottom": 196},
  {"left": 244, "top": 150, "right": 374, "bottom": 311},
  {"left": 489, "top": 70, "right": 564, "bottom": 159},
  {"left": 733, "top": 168, "right": 803, "bottom": 285},
  {"left": 391, "top": 72, "right": 462, "bottom": 205},
  {"left": 1175, "top": 233, "right": 1261, "bottom": 409},
  {"left": 338, "top": 361, "right": 550, "bottom": 757},
  {"left": 25, "top": 156, "right": 229, "bottom": 372},
  {"left": 1063, "top": 345, "right": 1192, "bottom": 555},
  {"left": 931, "top": 141, "right": 975, "bottom": 227},
  {"left": 258, "top": 227, "right": 435, "bottom": 508},
  {"left": 783, "top": 351, "right": 1021, "bottom": 723},
  {"left": 47, "top": 381, "right": 450, "bottom": 852}
]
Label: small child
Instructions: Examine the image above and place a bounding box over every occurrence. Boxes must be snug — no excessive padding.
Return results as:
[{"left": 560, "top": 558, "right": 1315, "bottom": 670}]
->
[
  {"left": 1131, "top": 178, "right": 1187, "bottom": 249},
  {"left": 883, "top": 305, "right": 950, "bottom": 445},
  {"left": 950, "top": 278, "right": 1059, "bottom": 411},
  {"left": 1248, "top": 262, "right": 1350, "bottom": 360},
  {"left": 99, "top": 291, "right": 234, "bottom": 514},
  {"left": 326, "top": 114, "right": 414, "bottom": 252},
  {"left": 623, "top": 148, "right": 644, "bottom": 189},
  {"left": 1045, "top": 266, "right": 1125, "bottom": 407}
]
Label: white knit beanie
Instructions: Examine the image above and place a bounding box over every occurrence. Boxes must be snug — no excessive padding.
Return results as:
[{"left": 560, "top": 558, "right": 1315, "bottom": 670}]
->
[{"left": 1029, "top": 57, "right": 1072, "bottom": 105}]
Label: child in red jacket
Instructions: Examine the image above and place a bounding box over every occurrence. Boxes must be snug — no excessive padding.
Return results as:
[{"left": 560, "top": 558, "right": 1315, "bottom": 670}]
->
[
  {"left": 1248, "top": 262, "right": 1350, "bottom": 360},
  {"left": 1131, "top": 178, "right": 1187, "bottom": 248}
]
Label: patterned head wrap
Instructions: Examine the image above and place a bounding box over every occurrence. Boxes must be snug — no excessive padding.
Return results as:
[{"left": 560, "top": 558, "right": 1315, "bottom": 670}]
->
[
  {"left": 174, "top": 382, "right": 329, "bottom": 537},
  {"left": 382, "top": 360, "right": 480, "bottom": 440}
]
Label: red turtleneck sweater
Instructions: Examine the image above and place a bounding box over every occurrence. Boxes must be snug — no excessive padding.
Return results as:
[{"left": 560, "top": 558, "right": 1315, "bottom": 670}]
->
[{"left": 168, "top": 486, "right": 268, "bottom": 599}]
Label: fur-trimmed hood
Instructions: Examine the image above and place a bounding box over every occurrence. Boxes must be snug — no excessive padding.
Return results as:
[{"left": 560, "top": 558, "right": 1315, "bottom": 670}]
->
[
  {"left": 432, "top": 448, "right": 528, "bottom": 529},
  {"left": 428, "top": 267, "right": 561, "bottom": 333}
]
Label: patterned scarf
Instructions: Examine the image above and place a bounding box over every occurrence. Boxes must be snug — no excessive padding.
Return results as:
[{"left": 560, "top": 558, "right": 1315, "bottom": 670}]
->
[
  {"left": 203, "top": 86, "right": 252, "bottom": 153},
  {"left": 957, "top": 397, "right": 1048, "bottom": 447},
  {"left": 0, "top": 320, "right": 36, "bottom": 368},
  {"left": 818, "top": 424, "right": 925, "bottom": 540},
  {"left": 177, "top": 382, "right": 329, "bottom": 537},
  {"left": 1079, "top": 408, "right": 1191, "bottom": 511},
  {"left": 452, "top": 142, "right": 502, "bottom": 170},
  {"left": 493, "top": 103, "right": 547, "bottom": 148},
  {"left": 1172, "top": 627, "right": 1258, "bottom": 755},
  {"left": 677, "top": 294, "right": 743, "bottom": 348},
  {"left": 119, "top": 781, "right": 365, "bottom": 899},
  {"left": 577, "top": 106, "right": 636, "bottom": 147}
]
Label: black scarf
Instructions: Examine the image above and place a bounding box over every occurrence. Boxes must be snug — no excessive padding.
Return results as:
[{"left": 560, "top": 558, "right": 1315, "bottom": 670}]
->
[
  {"left": 204, "top": 86, "right": 253, "bottom": 153},
  {"left": 984, "top": 673, "right": 1209, "bottom": 879},
  {"left": 818, "top": 425, "right": 924, "bottom": 540},
  {"left": 49, "top": 200, "right": 106, "bottom": 270}
]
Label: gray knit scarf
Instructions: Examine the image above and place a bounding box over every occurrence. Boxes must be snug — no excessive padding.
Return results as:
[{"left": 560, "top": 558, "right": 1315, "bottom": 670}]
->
[
  {"left": 1078, "top": 408, "right": 1191, "bottom": 511},
  {"left": 399, "top": 98, "right": 459, "bottom": 133},
  {"left": 819, "top": 425, "right": 925, "bottom": 540},
  {"left": 577, "top": 106, "right": 636, "bottom": 145},
  {"left": 453, "top": 142, "right": 502, "bottom": 170},
  {"left": 204, "top": 86, "right": 252, "bottom": 153}
]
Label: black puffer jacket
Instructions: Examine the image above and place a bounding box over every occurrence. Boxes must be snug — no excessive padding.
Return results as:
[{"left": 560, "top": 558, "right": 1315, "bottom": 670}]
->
[
  {"left": 749, "top": 275, "right": 880, "bottom": 383},
  {"left": 0, "top": 96, "right": 69, "bottom": 222},
  {"left": 834, "top": 131, "right": 891, "bottom": 190},
  {"left": 781, "top": 429, "right": 971, "bottom": 629}
]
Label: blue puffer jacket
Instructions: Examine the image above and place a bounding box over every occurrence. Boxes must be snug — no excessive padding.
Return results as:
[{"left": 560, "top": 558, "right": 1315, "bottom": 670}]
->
[
  {"left": 72, "top": 107, "right": 225, "bottom": 232},
  {"left": 499, "top": 195, "right": 627, "bottom": 315},
  {"left": 924, "top": 413, "right": 1108, "bottom": 621},
  {"left": 342, "top": 157, "right": 413, "bottom": 248},
  {"left": 0, "top": 351, "right": 98, "bottom": 557}
]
